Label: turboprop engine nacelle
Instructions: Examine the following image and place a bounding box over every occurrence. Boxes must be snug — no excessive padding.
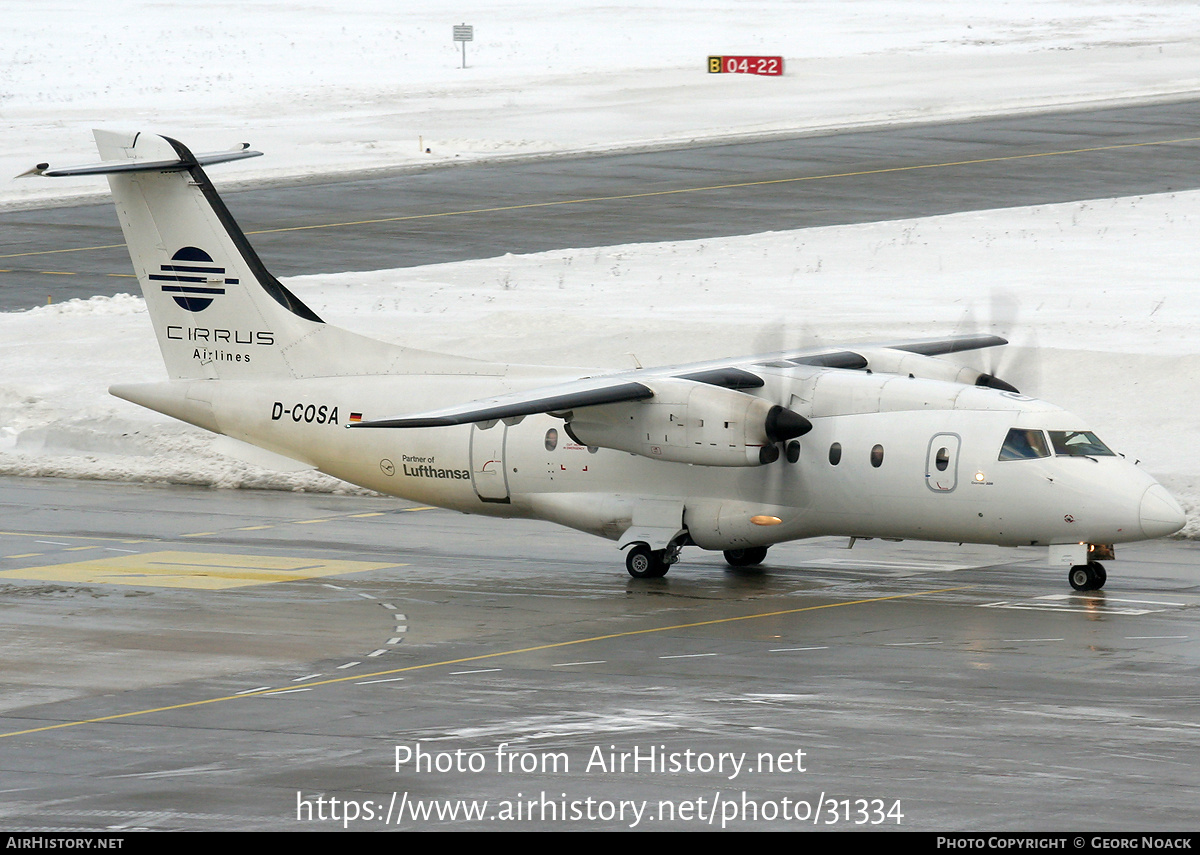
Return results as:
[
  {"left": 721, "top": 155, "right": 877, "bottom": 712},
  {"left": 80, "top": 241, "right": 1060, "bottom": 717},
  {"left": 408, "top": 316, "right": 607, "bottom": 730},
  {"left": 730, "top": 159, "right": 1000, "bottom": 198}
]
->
[
  {"left": 854, "top": 347, "right": 1019, "bottom": 393},
  {"left": 563, "top": 378, "right": 810, "bottom": 466}
]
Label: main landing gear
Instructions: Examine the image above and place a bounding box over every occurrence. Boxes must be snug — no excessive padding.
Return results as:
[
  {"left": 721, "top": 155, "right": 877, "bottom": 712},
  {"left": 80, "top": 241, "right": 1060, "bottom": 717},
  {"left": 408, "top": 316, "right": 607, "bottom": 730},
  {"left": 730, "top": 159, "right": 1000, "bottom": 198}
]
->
[
  {"left": 1068, "top": 561, "right": 1107, "bottom": 591},
  {"left": 625, "top": 543, "right": 680, "bottom": 579},
  {"left": 723, "top": 546, "right": 768, "bottom": 568},
  {"left": 623, "top": 543, "right": 771, "bottom": 578}
]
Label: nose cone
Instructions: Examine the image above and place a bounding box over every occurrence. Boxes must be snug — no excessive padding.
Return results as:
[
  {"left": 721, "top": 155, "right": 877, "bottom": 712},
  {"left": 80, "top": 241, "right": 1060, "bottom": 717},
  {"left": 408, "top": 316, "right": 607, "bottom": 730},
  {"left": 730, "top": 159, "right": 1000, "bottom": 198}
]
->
[{"left": 1140, "top": 484, "right": 1186, "bottom": 539}]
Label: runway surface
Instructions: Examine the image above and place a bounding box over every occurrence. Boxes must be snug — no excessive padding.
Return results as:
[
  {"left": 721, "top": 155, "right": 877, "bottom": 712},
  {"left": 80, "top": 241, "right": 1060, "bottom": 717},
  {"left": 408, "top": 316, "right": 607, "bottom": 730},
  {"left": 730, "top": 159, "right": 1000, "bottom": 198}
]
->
[
  {"left": 1, "top": 477, "right": 1197, "bottom": 831},
  {"left": 2, "top": 101, "right": 1199, "bottom": 830},
  {"left": 4, "top": 98, "right": 1200, "bottom": 310}
]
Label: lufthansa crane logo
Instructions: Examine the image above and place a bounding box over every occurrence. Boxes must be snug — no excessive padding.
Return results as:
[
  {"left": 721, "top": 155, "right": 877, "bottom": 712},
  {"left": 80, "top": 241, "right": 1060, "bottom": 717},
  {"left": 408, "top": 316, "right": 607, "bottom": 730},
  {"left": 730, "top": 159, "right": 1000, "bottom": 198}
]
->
[{"left": 149, "top": 246, "right": 238, "bottom": 312}]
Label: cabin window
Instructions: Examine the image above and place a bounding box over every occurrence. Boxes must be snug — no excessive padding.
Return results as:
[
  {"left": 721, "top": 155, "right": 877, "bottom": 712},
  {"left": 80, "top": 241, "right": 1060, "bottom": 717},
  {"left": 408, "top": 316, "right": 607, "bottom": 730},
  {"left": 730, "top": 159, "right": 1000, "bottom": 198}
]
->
[
  {"left": 828, "top": 442, "right": 842, "bottom": 465},
  {"left": 998, "top": 428, "right": 1050, "bottom": 461},
  {"left": 785, "top": 440, "right": 801, "bottom": 464},
  {"left": 1048, "top": 430, "right": 1115, "bottom": 457},
  {"left": 935, "top": 447, "right": 949, "bottom": 471},
  {"left": 544, "top": 428, "right": 558, "bottom": 452},
  {"left": 870, "top": 444, "right": 884, "bottom": 468}
]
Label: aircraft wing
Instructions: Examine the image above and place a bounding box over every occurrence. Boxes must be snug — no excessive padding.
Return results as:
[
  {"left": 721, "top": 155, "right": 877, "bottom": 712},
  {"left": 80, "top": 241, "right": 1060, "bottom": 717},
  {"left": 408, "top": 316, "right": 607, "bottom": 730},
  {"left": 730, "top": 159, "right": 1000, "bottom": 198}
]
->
[
  {"left": 349, "top": 377, "right": 655, "bottom": 428},
  {"left": 350, "top": 334, "right": 1009, "bottom": 429},
  {"left": 880, "top": 334, "right": 1007, "bottom": 356},
  {"left": 722, "top": 334, "right": 1008, "bottom": 369}
]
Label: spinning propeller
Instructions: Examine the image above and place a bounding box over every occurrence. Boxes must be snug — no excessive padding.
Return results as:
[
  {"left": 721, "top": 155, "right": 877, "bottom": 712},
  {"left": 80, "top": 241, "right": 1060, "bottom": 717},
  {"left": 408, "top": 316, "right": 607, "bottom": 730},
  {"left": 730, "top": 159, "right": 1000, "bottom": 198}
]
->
[{"left": 960, "top": 292, "right": 1038, "bottom": 396}]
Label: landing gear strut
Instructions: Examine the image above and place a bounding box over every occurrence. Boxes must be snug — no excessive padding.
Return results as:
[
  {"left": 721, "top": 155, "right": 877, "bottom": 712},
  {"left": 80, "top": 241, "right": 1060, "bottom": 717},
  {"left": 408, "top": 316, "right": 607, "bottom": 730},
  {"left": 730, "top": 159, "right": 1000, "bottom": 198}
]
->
[
  {"left": 1068, "top": 561, "right": 1107, "bottom": 591},
  {"left": 723, "top": 546, "right": 768, "bottom": 568},
  {"left": 625, "top": 542, "right": 679, "bottom": 579}
]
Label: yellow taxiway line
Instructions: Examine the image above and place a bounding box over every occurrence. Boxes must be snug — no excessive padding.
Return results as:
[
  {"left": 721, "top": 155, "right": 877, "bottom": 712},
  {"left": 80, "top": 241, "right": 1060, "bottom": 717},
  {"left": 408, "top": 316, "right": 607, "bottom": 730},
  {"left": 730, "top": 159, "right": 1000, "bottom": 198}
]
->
[
  {"left": 0, "top": 586, "right": 968, "bottom": 739},
  {"left": 3, "top": 134, "right": 1198, "bottom": 262}
]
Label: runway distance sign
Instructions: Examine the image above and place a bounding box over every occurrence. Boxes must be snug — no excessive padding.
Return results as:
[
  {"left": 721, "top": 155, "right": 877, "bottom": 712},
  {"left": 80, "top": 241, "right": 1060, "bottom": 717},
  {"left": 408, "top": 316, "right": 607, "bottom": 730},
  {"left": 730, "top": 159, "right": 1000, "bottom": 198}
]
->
[{"left": 708, "top": 55, "right": 783, "bottom": 76}]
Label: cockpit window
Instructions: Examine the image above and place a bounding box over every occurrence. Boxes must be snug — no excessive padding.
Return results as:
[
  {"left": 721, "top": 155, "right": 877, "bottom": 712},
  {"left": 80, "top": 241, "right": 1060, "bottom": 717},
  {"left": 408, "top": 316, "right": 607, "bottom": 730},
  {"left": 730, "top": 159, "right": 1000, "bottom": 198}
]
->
[
  {"left": 1048, "top": 430, "right": 1115, "bottom": 457},
  {"left": 999, "top": 428, "right": 1050, "bottom": 461}
]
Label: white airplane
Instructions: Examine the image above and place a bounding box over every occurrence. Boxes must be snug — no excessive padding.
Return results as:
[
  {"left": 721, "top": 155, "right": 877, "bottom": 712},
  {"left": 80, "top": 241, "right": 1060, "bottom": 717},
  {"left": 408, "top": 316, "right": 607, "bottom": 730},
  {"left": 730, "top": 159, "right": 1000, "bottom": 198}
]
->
[{"left": 30, "top": 131, "right": 1186, "bottom": 590}]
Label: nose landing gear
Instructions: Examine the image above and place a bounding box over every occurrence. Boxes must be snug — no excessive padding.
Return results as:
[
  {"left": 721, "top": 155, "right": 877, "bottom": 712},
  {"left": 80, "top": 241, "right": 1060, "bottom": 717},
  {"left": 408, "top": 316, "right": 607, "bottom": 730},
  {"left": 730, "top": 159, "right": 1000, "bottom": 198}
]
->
[{"left": 1068, "top": 561, "right": 1107, "bottom": 591}]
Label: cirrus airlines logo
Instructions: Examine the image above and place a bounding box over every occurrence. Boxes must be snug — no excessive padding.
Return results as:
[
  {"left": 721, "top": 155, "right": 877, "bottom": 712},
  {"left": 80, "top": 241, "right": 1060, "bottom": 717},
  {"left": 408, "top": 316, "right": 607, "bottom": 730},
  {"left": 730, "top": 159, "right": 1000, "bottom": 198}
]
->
[{"left": 149, "top": 246, "right": 238, "bottom": 312}]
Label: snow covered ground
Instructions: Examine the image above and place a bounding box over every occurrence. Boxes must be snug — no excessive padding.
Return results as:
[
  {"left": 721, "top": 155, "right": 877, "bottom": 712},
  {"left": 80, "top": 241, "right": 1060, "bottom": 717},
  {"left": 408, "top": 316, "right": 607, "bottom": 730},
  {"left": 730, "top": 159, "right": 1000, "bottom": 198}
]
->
[
  {"left": 1, "top": 2, "right": 1197, "bottom": 536},
  {"left": 5, "top": 1, "right": 1200, "bottom": 207}
]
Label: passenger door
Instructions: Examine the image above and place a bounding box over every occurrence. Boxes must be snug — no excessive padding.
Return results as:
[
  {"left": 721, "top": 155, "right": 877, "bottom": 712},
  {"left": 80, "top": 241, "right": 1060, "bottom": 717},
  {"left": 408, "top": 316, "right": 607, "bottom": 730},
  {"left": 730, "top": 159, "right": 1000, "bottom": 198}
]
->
[
  {"left": 925, "top": 433, "right": 961, "bottom": 493},
  {"left": 469, "top": 423, "right": 510, "bottom": 503}
]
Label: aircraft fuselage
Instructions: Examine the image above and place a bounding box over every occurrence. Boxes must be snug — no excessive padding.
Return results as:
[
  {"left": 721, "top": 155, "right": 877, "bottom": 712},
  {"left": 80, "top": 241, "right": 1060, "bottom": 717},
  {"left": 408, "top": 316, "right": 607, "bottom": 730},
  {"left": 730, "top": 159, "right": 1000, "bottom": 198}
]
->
[{"left": 115, "top": 367, "right": 1175, "bottom": 556}]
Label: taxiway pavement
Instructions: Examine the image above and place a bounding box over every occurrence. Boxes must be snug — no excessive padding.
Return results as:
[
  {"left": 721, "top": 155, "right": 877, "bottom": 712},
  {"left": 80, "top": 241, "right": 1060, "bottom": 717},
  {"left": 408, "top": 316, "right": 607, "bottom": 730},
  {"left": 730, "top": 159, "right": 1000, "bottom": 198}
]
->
[{"left": 1, "top": 477, "right": 1197, "bottom": 830}]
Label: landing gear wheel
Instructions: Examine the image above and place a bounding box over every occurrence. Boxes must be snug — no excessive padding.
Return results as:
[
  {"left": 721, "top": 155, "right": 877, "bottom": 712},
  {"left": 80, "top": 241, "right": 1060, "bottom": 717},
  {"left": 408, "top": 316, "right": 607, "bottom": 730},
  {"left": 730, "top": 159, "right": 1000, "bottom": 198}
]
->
[
  {"left": 723, "top": 546, "right": 769, "bottom": 568},
  {"left": 626, "top": 544, "right": 669, "bottom": 579},
  {"left": 1068, "top": 563, "right": 1104, "bottom": 591}
]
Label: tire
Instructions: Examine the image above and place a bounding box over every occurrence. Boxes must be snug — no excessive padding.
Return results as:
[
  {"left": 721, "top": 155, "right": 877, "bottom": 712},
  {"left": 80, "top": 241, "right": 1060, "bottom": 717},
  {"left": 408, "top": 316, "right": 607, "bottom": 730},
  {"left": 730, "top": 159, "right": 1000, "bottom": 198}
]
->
[
  {"left": 724, "top": 546, "right": 769, "bottom": 568},
  {"left": 626, "top": 544, "right": 668, "bottom": 579},
  {"left": 1069, "top": 564, "right": 1096, "bottom": 591},
  {"left": 1088, "top": 561, "right": 1107, "bottom": 589}
]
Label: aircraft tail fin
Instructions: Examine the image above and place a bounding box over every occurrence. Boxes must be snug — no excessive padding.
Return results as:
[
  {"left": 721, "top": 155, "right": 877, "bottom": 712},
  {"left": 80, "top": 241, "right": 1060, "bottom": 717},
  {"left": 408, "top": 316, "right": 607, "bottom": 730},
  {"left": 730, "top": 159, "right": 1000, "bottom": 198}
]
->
[{"left": 39, "top": 131, "right": 477, "bottom": 381}]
